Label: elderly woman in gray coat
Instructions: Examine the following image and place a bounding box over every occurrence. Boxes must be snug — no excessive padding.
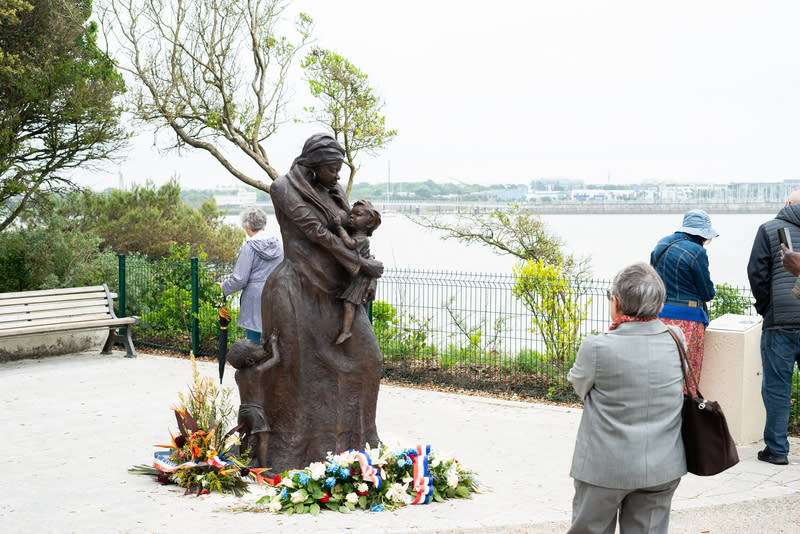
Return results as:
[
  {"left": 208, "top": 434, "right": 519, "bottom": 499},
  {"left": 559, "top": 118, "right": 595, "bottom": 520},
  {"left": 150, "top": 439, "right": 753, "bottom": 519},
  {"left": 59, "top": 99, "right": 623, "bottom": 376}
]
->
[
  {"left": 220, "top": 207, "right": 283, "bottom": 345},
  {"left": 567, "top": 262, "right": 686, "bottom": 534}
]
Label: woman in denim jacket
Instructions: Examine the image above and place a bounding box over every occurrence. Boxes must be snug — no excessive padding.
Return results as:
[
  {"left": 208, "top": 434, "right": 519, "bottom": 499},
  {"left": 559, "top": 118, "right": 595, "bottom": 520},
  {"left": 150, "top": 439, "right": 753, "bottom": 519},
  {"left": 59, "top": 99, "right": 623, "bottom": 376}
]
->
[{"left": 650, "top": 209, "right": 717, "bottom": 391}]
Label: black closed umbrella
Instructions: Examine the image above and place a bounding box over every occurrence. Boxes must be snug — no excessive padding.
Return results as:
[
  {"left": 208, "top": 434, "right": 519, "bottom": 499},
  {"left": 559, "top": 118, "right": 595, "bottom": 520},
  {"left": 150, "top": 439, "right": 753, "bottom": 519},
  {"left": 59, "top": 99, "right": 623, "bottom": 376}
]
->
[{"left": 217, "top": 304, "right": 231, "bottom": 382}]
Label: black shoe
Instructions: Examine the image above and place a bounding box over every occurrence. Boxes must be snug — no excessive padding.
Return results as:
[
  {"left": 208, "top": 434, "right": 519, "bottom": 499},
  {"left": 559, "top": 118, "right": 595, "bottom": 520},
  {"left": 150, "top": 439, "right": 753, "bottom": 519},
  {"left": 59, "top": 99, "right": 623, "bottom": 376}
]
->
[{"left": 758, "top": 447, "right": 789, "bottom": 465}]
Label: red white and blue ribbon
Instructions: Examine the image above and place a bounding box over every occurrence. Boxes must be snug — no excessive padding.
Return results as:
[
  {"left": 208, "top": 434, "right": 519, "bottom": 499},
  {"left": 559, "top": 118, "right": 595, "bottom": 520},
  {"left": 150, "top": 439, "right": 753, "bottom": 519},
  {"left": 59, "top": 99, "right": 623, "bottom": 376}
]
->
[
  {"left": 411, "top": 444, "right": 433, "bottom": 504},
  {"left": 207, "top": 454, "right": 232, "bottom": 469},
  {"left": 351, "top": 450, "right": 382, "bottom": 489},
  {"left": 153, "top": 451, "right": 232, "bottom": 472},
  {"left": 153, "top": 450, "right": 200, "bottom": 472}
]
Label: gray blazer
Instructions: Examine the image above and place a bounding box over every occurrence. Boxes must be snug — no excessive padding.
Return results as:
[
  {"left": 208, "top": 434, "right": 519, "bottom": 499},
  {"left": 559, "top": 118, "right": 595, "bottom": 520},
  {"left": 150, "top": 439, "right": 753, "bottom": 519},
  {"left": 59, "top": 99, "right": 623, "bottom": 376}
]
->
[{"left": 568, "top": 320, "right": 687, "bottom": 490}]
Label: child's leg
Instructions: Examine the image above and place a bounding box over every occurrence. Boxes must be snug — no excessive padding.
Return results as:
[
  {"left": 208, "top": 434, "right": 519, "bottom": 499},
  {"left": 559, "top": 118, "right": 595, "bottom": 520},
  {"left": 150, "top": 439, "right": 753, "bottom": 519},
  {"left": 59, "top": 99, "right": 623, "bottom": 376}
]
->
[
  {"left": 255, "top": 432, "right": 269, "bottom": 468},
  {"left": 336, "top": 302, "right": 355, "bottom": 344}
]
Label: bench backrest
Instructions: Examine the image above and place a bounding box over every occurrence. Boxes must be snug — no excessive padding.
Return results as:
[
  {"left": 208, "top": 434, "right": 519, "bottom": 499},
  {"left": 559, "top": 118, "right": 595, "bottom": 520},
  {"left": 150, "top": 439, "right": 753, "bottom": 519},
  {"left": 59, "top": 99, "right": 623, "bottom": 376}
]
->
[{"left": 0, "top": 285, "right": 118, "bottom": 335}]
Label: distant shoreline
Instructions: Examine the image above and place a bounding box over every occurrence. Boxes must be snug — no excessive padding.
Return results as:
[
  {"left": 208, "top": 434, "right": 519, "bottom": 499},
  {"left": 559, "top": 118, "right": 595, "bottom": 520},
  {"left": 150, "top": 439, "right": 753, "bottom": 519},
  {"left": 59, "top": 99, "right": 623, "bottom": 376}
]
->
[{"left": 222, "top": 201, "right": 780, "bottom": 216}]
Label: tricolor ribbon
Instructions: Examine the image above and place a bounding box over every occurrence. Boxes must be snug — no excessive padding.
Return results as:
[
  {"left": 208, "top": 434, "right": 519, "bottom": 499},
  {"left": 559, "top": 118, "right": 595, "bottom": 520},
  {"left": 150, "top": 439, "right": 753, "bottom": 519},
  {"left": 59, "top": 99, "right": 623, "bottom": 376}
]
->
[
  {"left": 153, "top": 451, "right": 232, "bottom": 473},
  {"left": 350, "top": 449, "right": 382, "bottom": 489},
  {"left": 411, "top": 444, "right": 433, "bottom": 504},
  {"left": 207, "top": 454, "right": 232, "bottom": 469},
  {"left": 153, "top": 451, "right": 200, "bottom": 473}
]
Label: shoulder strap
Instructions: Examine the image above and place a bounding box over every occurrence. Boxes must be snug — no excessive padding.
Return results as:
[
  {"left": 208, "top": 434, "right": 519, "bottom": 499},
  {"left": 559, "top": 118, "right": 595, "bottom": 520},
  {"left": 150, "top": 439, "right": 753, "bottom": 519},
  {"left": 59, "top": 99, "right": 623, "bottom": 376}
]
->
[{"left": 652, "top": 237, "right": 690, "bottom": 268}]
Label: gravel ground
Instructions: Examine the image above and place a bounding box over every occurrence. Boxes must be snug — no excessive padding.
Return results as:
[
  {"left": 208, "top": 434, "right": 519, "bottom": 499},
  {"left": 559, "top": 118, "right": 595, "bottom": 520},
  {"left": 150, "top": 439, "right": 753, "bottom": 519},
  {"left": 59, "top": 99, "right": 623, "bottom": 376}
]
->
[{"left": 1, "top": 350, "right": 798, "bottom": 534}]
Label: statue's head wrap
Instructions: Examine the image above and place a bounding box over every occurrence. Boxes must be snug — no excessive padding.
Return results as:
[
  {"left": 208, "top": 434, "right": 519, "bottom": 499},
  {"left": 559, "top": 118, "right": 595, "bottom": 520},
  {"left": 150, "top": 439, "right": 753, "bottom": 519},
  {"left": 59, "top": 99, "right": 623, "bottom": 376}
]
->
[
  {"left": 285, "top": 133, "right": 349, "bottom": 223},
  {"left": 291, "top": 133, "right": 345, "bottom": 169}
]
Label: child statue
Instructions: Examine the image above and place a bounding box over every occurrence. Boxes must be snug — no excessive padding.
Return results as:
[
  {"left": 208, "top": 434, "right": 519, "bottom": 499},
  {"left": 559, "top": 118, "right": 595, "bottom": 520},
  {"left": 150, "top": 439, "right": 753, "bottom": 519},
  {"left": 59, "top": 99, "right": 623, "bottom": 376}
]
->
[
  {"left": 332, "top": 199, "right": 382, "bottom": 345},
  {"left": 226, "top": 331, "right": 280, "bottom": 467}
]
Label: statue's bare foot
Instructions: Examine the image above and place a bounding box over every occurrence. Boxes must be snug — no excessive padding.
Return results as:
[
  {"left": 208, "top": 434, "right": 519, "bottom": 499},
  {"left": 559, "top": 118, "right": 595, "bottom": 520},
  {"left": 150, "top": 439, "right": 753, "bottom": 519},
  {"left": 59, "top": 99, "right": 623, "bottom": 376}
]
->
[{"left": 335, "top": 331, "right": 352, "bottom": 345}]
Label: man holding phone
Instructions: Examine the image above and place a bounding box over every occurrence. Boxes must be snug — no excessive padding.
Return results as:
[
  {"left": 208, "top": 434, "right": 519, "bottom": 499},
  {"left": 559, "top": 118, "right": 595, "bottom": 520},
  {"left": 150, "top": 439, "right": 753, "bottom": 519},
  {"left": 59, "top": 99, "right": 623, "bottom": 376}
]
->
[
  {"left": 747, "top": 190, "right": 800, "bottom": 466},
  {"left": 780, "top": 243, "right": 800, "bottom": 301}
]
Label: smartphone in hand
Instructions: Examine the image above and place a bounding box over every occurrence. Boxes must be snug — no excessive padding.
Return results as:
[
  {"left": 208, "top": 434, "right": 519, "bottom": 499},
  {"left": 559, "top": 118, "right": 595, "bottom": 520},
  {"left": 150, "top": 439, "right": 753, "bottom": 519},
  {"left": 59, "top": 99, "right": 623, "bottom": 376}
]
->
[{"left": 778, "top": 227, "right": 793, "bottom": 251}]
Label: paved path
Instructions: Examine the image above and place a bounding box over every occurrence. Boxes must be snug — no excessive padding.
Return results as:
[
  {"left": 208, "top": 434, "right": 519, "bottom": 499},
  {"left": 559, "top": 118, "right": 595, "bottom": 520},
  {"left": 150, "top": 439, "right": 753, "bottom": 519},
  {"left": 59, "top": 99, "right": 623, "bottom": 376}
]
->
[{"left": 1, "top": 351, "right": 799, "bottom": 533}]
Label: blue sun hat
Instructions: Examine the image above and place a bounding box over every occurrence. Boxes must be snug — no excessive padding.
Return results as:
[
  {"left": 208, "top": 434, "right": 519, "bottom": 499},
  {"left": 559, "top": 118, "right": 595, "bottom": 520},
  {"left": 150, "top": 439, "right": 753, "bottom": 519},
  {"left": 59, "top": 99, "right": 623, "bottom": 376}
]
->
[{"left": 677, "top": 209, "right": 718, "bottom": 240}]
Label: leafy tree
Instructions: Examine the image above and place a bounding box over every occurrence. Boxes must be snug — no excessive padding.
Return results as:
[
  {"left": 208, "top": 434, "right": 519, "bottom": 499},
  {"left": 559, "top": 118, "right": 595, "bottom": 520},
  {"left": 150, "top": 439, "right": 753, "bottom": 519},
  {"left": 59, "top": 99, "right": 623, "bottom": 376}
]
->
[
  {"left": 512, "top": 259, "right": 591, "bottom": 363},
  {"left": 101, "top": 0, "right": 312, "bottom": 192},
  {"left": 0, "top": 0, "right": 128, "bottom": 232},
  {"left": 413, "top": 204, "right": 591, "bottom": 363},
  {"left": 19, "top": 181, "right": 243, "bottom": 260},
  {"left": 0, "top": 207, "right": 118, "bottom": 292},
  {"left": 49, "top": 180, "right": 245, "bottom": 259},
  {"left": 412, "top": 204, "right": 588, "bottom": 273},
  {"left": 301, "top": 48, "right": 396, "bottom": 198}
]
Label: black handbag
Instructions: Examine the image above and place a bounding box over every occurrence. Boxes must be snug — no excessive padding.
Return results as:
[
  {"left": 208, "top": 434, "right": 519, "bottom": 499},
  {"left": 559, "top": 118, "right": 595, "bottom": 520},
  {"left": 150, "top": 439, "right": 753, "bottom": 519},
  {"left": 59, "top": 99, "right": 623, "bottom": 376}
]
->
[{"left": 667, "top": 327, "right": 740, "bottom": 476}]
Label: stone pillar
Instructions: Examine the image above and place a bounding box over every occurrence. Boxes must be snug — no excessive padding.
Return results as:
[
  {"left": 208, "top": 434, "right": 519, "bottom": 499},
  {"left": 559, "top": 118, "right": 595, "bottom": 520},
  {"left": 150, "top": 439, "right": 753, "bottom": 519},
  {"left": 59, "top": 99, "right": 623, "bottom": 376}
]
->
[{"left": 701, "top": 314, "right": 764, "bottom": 445}]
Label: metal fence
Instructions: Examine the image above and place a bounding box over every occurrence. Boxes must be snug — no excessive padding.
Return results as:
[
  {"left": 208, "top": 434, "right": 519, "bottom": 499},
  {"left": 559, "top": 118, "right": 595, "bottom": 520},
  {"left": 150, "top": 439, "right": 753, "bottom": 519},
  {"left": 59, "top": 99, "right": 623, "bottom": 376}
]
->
[{"left": 114, "top": 255, "right": 797, "bottom": 431}]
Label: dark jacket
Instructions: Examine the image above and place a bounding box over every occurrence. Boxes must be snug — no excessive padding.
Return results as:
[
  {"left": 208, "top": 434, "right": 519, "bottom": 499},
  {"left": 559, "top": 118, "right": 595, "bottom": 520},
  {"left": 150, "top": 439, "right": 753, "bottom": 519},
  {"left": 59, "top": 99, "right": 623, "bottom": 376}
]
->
[
  {"left": 747, "top": 204, "right": 800, "bottom": 329},
  {"left": 650, "top": 232, "right": 715, "bottom": 305}
]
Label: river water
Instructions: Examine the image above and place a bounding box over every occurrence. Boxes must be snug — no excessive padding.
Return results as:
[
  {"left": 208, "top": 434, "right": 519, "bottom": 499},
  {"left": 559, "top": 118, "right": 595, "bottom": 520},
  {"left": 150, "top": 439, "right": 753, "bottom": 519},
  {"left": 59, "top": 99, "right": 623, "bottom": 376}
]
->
[{"left": 228, "top": 211, "right": 775, "bottom": 288}]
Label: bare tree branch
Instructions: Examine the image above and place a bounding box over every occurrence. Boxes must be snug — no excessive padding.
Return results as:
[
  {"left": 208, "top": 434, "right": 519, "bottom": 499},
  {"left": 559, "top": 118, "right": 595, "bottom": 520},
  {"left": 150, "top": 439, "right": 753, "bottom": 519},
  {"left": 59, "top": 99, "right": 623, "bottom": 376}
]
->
[{"left": 100, "top": 0, "right": 313, "bottom": 192}]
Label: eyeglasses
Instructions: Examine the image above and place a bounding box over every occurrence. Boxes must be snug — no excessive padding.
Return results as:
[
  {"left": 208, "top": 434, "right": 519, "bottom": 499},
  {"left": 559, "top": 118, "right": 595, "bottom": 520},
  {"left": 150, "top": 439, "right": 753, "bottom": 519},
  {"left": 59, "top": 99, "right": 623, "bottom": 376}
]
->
[{"left": 606, "top": 289, "right": 614, "bottom": 301}]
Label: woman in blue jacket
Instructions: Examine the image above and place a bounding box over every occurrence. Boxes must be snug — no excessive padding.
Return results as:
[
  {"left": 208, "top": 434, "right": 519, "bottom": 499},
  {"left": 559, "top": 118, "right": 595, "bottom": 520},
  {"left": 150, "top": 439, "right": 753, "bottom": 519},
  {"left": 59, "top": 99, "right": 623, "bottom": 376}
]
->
[{"left": 650, "top": 209, "right": 717, "bottom": 391}]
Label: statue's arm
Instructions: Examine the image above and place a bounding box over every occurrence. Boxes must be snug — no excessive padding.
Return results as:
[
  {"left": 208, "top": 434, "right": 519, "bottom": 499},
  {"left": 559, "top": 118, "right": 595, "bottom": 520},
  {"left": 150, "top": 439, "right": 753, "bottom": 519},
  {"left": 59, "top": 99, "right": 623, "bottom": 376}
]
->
[
  {"left": 335, "top": 225, "right": 357, "bottom": 249},
  {"left": 273, "top": 178, "right": 362, "bottom": 275}
]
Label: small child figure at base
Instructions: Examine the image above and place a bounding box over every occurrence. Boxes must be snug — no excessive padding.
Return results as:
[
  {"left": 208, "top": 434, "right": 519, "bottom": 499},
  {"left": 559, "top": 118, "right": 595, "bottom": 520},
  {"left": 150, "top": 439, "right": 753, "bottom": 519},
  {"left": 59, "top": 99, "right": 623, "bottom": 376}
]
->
[
  {"left": 332, "top": 200, "right": 382, "bottom": 345},
  {"left": 226, "top": 331, "right": 280, "bottom": 467}
]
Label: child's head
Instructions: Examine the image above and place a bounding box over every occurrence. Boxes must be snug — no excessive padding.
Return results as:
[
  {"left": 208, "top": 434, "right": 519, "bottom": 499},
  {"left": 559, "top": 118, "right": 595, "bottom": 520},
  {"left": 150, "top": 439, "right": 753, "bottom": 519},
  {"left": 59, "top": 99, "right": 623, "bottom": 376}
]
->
[
  {"left": 349, "top": 200, "right": 381, "bottom": 236},
  {"left": 226, "top": 339, "right": 266, "bottom": 369}
]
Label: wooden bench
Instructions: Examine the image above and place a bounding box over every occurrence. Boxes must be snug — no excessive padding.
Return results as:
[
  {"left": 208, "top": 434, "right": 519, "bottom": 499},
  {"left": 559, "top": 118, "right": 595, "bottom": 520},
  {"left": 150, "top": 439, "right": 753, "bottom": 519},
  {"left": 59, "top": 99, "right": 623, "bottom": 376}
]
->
[{"left": 0, "top": 284, "right": 140, "bottom": 357}]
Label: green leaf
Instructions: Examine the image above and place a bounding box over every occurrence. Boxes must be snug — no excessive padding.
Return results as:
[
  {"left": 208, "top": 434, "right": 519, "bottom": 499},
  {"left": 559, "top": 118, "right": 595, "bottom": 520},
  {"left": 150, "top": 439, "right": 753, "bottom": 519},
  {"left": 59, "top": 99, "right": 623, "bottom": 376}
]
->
[
  {"left": 309, "top": 503, "right": 320, "bottom": 516},
  {"left": 358, "top": 495, "right": 367, "bottom": 509},
  {"left": 325, "top": 501, "right": 339, "bottom": 512},
  {"left": 455, "top": 485, "right": 472, "bottom": 498},
  {"left": 295, "top": 503, "right": 306, "bottom": 514},
  {"left": 308, "top": 480, "right": 323, "bottom": 495},
  {"left": 338, "top": 505, "right": 350, "bottom": 513}
]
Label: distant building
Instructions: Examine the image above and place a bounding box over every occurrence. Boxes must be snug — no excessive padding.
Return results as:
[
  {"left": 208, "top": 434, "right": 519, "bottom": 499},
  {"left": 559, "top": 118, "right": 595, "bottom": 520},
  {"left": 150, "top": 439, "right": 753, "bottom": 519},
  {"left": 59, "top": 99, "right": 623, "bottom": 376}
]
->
[
  {"left": 214, "top": 189, "right": 258, "bottom": 208},
  {"left": 490, "top": 186, "right": 528, "bottom": 201}
]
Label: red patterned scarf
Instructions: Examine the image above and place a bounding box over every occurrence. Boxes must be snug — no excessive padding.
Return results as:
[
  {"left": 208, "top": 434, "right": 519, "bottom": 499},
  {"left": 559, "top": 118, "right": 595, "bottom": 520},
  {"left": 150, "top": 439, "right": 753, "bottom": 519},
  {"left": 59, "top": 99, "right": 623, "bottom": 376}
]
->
[{"left": 608, "top": 314, "right": 657, "bottom": 331}]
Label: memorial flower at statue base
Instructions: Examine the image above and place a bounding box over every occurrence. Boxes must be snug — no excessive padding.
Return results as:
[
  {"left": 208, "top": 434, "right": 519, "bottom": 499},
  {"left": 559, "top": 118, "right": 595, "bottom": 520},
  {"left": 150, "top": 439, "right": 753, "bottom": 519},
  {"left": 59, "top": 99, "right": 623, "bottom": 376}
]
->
[
  {"left": 254, "top": 444, "right": 479, "bottom": 515},
  {"left": 129, "top": 353, "right": 261, "bottom": 496},
  {"left": 130, "top": 354, "right": 479, "bottom": 509}
]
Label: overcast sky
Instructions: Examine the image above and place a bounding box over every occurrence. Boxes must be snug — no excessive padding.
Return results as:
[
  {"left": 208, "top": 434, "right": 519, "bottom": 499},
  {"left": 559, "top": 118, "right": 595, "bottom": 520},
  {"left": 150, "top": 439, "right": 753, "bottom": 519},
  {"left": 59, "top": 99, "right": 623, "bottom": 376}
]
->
[{"left": 76, "top": 0, "right": 800, "bottom": 190}]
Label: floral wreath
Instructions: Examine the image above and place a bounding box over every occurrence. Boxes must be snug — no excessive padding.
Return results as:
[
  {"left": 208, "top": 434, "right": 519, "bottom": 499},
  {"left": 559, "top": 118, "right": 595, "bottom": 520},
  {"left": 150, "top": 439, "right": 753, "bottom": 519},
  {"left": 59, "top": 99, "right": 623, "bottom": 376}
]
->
[{"left": 130, "top": 354, "right": 479, "bottom": 512}]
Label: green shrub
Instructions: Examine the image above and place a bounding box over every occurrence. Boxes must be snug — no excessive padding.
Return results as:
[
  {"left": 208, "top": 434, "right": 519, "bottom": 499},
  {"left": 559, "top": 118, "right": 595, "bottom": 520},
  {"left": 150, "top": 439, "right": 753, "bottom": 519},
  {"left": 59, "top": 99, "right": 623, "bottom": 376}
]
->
[
  {"left": 135, "top": 245, "right": 226, "bottom": 354},
  {"left": 511, "top": 349, "right": 550, "bottom": 373},
  {"left": 512, "top": 259, "right": 590, "bottom": 363},
  {"left": 0, "top": 221, "right": 118, "bottom": 292},
  {"left": 371, "top": 300, "right": 434, "bottom": 361},
  {"left": 709, "top": 283, "right": 753, "bottom": 320}
]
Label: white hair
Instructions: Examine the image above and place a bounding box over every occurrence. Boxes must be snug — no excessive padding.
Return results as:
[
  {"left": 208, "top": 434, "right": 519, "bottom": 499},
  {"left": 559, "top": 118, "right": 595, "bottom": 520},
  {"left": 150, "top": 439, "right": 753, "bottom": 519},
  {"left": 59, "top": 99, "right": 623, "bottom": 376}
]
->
[
  {"left": 610, "top": 263, "right": 665, "bottom": 318},
  {"left": 240, "top": 207, "right": 267, "bottom": 232}
]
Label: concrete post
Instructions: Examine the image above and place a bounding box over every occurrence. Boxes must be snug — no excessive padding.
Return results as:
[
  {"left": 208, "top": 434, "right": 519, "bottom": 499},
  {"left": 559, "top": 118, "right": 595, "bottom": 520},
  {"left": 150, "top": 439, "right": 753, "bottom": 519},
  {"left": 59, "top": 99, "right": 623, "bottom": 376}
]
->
[{"left": 701, "top": 314, "right": 764, "bottom": 445}]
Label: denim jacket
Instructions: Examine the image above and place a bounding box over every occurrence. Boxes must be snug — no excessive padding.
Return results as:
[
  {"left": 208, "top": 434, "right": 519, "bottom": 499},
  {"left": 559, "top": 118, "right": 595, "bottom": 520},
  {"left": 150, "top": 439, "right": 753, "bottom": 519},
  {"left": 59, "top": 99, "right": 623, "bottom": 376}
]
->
[{"left": 650, "top": 232, "right": 715, "bottom": 315}]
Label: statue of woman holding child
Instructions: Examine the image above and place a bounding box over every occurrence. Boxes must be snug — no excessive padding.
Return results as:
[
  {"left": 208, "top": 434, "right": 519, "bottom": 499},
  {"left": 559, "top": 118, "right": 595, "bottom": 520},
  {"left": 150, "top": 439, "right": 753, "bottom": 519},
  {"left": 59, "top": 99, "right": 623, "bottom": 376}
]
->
[{"left": 259, "top": 133, "right": 384, "bottom": 473}]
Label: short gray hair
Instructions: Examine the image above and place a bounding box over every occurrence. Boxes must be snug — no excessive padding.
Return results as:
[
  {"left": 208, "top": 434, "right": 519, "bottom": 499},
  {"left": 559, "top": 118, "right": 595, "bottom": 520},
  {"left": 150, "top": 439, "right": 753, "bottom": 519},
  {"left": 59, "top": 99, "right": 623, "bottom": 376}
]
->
[
  {"left": 610, "top": 263, "right": 665, "bottom": 318},
  {"left": 240, "top": 207, "right": 267, "bottom": 232}
]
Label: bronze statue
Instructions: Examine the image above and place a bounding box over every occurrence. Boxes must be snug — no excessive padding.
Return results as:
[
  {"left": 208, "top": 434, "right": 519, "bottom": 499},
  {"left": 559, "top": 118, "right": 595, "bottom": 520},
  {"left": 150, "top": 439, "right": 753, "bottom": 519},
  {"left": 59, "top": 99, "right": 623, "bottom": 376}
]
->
[
  {"left": 227, "top": 334, "right": 280, "bottom": 468},
  {"left": 257, "top": 133, "right": 384, "bottom": 473},
  {"left": 332, "top": 199, "right": 382, "bottom": 344}
]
